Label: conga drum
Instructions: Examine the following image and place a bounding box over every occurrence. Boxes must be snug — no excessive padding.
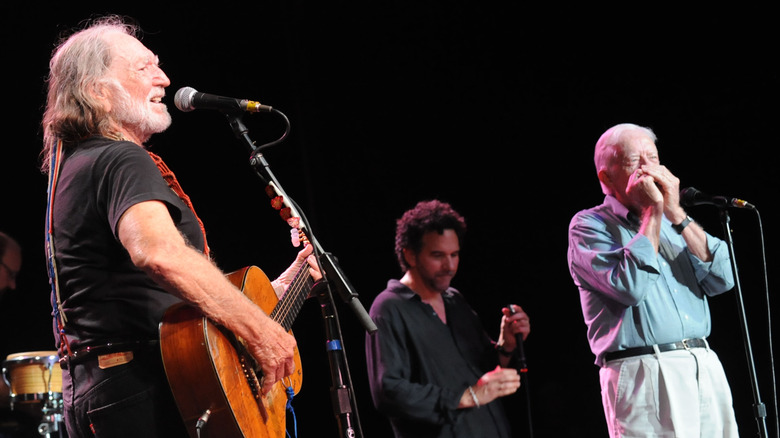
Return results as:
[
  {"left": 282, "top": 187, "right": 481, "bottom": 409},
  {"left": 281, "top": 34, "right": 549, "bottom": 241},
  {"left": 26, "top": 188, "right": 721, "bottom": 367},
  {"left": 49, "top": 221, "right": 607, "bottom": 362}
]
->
[{"left": 2, "top": 351, "right": 62, "bottom": 417}]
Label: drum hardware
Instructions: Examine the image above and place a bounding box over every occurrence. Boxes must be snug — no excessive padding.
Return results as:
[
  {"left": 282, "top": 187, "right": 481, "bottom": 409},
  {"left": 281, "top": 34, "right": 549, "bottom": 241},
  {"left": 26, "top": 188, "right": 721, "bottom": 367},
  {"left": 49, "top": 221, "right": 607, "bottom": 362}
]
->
[{"left": 2, "top": 351, "right": 65, "bottom": 437}]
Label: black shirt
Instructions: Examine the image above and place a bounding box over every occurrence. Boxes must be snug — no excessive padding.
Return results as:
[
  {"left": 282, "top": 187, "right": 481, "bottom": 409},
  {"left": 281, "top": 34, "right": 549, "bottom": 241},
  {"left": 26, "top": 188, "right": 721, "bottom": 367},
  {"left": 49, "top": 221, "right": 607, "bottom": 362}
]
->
[
  {"left": 51, "top": 137, "right": 204, "bottom": 351},
  {"left": 365, "top": 279, "right": 512, "bottom": 438}
]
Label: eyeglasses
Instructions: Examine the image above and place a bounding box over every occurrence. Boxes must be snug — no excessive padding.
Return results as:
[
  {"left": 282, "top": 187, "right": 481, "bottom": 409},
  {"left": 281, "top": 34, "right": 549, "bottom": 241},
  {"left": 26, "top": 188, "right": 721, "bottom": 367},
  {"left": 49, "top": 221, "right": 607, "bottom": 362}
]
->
[{"left": 0, "top": 260, "right": 18, "bottom": 281}]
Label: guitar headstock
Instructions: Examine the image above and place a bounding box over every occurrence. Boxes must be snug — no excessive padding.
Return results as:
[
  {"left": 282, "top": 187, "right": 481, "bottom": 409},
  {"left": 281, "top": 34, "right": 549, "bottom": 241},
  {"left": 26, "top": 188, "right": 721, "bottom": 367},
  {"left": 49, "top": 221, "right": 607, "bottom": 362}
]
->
[{"left": 265, "top": 182, "right": 309, "bottom": 248}]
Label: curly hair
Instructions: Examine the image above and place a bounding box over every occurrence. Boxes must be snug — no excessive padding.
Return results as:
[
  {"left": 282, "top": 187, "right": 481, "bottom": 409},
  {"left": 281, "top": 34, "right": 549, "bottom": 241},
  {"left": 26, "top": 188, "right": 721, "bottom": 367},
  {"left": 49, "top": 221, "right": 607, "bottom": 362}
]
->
[{"left": 394, "top": 200, "right": 466, "bottom": 272}]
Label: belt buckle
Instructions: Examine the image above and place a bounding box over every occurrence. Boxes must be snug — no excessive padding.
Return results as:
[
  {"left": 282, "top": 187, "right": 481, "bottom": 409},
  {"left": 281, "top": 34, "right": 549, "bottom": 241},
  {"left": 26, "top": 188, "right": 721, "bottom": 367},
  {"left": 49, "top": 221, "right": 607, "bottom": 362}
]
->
[{"left": 681, "top": 339, "right": 692, "bottom": 350}]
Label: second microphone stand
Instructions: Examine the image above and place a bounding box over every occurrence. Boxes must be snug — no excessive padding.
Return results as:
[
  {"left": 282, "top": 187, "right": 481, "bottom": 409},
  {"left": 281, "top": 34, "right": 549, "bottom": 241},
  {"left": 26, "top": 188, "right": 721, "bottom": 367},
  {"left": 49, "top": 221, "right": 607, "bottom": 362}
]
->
[
  {"left": 717, "top": 207, "right": 768, "bottom": 438},
  {"left": 224, "top": 110, "right": 377, "bottom": 438}
]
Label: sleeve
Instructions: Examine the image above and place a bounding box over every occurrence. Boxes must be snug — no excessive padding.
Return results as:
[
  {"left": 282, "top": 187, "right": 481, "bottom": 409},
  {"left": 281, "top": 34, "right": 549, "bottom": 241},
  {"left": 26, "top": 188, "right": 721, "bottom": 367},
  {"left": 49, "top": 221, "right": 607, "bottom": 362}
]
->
[
  {"left": 94, "top": 143, "right": 185, "bottom": 238},
  {"left": 567, "top": 210, "right": 661, "bottom": 306},
  {"left": 688, "top": 231, "right": 735, "bottom": 296},
  {"left": 365, "top": 298, "right": 464, "bottom": 425}
]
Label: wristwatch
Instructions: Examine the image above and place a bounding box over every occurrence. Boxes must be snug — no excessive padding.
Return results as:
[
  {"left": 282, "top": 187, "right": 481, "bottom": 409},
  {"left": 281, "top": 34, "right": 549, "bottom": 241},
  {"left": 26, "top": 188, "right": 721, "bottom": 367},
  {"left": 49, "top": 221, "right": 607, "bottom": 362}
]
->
[{"left": 672, "top": 215, "right": 693, "bottom": 234}]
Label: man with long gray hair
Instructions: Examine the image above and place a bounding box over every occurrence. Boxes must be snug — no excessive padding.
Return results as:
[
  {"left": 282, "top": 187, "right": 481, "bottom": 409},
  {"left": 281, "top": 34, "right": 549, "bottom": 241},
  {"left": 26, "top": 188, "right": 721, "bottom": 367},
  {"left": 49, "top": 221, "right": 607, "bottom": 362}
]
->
[{"left": 41, "top": 16, "right": 319, "bottom": 437}]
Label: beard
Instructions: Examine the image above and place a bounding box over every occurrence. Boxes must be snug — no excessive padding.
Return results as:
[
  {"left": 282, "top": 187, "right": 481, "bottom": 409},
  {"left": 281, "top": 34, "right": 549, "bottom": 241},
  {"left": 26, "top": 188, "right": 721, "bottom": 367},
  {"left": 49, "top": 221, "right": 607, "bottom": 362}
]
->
[
  {"left": 418, "top": 267, "right": 455, "bottom": 293},
  {"left": 425, "top": 274, "right": 454, "bottom": 293},
  {"left": 109, "top": 80, "right": 172, "bottom": 142}
]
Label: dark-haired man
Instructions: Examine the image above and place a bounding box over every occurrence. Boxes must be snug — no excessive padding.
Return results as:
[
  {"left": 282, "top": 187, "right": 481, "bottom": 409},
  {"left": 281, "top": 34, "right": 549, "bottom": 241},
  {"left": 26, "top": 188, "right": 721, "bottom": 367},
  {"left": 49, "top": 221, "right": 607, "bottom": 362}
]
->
[{"left": 366, "top": 200, "right": 530, "bottom": 438}]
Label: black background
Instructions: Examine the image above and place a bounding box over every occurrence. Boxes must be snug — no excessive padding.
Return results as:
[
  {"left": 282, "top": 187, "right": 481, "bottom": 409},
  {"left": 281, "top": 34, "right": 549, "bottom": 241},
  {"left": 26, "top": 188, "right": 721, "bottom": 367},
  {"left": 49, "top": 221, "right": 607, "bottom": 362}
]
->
[{"left": 1, "top": 4, "right": 777, "bottom": 437}]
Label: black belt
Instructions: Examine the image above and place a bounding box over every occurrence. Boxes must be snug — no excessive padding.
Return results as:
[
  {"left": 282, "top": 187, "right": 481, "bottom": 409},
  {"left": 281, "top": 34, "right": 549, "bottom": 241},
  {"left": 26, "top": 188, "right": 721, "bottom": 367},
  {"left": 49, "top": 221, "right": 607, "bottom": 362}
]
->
[
  {"left": 604, "top": 338, "right": 708, "bottom": 362},
  {"left": 59, "top": 340, "right": 158, "bottom": 369}
]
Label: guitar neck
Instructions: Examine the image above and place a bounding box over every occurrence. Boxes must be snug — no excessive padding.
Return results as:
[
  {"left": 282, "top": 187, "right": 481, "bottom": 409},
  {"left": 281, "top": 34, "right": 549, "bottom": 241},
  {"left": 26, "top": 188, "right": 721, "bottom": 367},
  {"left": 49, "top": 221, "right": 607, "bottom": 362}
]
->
[{"left": 270, "top": 261, "right": 314, "bottom": 331}]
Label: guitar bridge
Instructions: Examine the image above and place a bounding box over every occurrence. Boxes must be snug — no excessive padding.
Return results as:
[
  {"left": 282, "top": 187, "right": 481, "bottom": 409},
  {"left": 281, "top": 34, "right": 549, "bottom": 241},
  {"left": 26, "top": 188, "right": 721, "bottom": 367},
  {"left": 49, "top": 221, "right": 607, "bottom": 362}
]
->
[
  {"left": 240, "top": 355, "right": 261, "bottom": 400},
  {"left": 239, "top": 354, "right": 268, "bottom": 422}
]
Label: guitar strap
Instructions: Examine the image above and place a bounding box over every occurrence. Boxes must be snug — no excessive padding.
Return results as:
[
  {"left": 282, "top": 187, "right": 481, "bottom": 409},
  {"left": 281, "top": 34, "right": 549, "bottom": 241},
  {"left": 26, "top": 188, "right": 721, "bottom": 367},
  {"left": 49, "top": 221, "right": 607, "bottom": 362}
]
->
[
  {"left": 146, "top": 151, "right": 210, "bottom": 258},
  {"left": 45, "top": 139, "right": 71, "bottom": 356}
]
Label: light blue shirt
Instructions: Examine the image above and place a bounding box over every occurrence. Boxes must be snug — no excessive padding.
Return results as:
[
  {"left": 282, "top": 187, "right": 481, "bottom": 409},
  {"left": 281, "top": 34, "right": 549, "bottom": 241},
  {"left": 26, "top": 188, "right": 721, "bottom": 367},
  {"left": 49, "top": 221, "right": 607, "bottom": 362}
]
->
[{"left": 567, "top": 195, "right": 734, "bottom": 366}]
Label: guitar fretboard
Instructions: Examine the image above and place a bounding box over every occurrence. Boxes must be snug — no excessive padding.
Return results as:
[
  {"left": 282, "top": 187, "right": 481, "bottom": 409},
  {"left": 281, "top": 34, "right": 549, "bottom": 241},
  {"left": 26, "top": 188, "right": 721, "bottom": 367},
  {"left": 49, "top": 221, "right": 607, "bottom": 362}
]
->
[{"left": 269, "top": 262, "right": 314, "bottom": 331}]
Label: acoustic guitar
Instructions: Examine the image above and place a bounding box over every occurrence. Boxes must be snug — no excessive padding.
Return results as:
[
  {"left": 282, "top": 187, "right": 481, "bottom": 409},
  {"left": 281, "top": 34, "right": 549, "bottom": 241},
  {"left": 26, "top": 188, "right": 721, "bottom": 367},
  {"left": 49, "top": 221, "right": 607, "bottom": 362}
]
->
[{"left": 159, "top": 258, "right": 314, "bottom": 438}]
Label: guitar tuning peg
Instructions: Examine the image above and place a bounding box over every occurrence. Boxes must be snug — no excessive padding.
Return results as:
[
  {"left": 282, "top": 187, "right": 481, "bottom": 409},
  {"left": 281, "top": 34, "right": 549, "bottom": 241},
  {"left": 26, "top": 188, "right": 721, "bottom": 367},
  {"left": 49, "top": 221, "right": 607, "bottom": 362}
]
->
[
  {"left": 290, "top": 228, "right": 301, "bottom": 247},
  {"left": 286, "top": 217, "right": 300, "bottom": 229}
]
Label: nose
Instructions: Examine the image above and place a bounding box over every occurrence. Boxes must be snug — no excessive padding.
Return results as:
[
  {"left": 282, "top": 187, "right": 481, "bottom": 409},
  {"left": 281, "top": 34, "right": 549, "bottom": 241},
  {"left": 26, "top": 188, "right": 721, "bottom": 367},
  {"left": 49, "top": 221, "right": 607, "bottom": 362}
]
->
[
  {"left": 442, "top": 255, "right": 458, "bottom": 272},
  {"left": 153, "top": 65, "right": 171, "bottom": 88}
]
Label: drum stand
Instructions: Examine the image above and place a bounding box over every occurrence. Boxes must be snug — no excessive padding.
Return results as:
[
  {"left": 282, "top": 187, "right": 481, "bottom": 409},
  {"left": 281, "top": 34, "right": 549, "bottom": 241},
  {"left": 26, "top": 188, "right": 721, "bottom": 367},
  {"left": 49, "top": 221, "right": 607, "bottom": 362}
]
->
[{"left": 37, "top": 395, "right": 64, "bottom": 438}]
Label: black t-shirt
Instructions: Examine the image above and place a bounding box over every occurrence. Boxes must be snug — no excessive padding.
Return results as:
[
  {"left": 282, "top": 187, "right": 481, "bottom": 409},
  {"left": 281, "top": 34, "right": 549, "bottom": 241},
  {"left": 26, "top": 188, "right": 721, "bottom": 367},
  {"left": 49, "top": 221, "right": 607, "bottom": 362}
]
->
[{"left": 51, "top": 137, "right": 205, "bottom": 351}]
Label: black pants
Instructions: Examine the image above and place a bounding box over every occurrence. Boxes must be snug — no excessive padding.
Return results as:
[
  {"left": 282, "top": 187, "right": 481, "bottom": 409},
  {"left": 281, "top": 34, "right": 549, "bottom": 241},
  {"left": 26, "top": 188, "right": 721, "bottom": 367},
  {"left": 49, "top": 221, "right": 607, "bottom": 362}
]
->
[{"left": 61, "top": 348, "right": 187, "bottom": 438}]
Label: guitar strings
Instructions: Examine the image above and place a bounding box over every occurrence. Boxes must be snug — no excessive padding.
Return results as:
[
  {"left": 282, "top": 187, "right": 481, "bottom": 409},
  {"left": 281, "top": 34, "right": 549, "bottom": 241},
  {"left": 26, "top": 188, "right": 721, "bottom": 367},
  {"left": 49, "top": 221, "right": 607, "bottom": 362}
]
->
[{"left": 271, "top": 262, "right": 314, "bottom": 331}]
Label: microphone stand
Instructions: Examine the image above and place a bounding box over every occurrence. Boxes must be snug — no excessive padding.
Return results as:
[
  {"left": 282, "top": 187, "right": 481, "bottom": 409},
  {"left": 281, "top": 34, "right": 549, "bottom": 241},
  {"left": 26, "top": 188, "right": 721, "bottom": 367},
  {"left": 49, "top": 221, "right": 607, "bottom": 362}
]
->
[
  {"left": 508, "top": 306, "right": 533, "bottom": 437},
  {"left": 717, "top": 208, "right": 768, "bottom": 437},
  {"left": 223, "top": 111, "right": 376, "bottom": 438}
]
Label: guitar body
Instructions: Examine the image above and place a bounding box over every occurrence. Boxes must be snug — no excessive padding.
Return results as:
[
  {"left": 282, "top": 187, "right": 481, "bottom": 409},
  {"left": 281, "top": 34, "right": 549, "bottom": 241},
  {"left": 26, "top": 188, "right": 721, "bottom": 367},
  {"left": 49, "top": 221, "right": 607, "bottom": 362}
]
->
[{"left": 160, "top": 266, "right": 303, "bottom": 438}]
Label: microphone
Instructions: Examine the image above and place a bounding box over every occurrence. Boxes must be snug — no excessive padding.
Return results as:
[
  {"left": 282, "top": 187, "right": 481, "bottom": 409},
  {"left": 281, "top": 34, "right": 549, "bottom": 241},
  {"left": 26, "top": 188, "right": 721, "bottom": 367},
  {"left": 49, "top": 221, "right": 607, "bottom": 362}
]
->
[
  {"left": 507, "top": 305, "right": 528, "bottom": 373},
  {"left": 680, "top": 187, "right": 756, "bottom": 210},
  {"left": 174, "top": 86, "right": 272, "bottom": 113}
]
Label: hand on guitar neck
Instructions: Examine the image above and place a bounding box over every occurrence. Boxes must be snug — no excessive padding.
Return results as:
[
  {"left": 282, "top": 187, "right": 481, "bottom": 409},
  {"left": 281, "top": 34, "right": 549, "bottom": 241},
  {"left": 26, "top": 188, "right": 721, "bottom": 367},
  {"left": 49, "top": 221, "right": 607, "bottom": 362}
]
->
[{"left": 270, "top": 240, "right": 322, "bottom": 299}]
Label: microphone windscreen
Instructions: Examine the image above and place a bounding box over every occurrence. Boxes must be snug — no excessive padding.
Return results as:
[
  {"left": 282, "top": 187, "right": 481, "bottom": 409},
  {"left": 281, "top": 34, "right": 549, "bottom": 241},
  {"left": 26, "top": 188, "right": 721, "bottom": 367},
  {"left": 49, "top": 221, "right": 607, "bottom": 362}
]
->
[
  {"left": 174, "top": 87, "right": 197, "bottom": 112},
  {"left": 679, "top": 187, "right": 701, "bottom": 207}
]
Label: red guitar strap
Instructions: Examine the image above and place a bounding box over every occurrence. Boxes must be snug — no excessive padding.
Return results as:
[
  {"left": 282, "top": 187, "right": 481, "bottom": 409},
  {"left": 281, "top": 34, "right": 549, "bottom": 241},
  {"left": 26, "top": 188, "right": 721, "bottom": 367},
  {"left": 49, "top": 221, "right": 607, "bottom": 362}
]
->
[{"left": 147, "top": 151, "right": 210, "bottom": 258}]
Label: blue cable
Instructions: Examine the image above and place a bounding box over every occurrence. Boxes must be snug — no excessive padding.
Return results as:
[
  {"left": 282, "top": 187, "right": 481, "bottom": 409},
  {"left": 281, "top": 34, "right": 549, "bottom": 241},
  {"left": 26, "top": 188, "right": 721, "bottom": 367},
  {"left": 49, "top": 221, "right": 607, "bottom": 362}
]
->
[{"left": 285, "top": 385, "right": 297, "bottom": 438}]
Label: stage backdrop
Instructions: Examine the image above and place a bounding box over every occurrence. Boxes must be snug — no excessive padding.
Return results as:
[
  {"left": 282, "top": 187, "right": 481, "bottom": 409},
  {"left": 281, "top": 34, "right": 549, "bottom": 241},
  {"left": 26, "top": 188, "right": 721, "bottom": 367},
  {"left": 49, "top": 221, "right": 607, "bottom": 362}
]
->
[{"left": 1, "top": 5, "right": 776, "bottom": 437}]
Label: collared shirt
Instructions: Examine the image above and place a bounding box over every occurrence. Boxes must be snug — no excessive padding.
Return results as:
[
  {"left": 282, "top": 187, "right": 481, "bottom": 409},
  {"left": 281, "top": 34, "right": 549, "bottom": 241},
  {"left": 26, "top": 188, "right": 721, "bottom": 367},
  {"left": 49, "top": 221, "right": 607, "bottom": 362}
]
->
[
  {"left": 567, "top": 195, "right": 734, "bottom": 366},
  {"left": 365, "top": 280, "right": 512, "bottom": 438}
]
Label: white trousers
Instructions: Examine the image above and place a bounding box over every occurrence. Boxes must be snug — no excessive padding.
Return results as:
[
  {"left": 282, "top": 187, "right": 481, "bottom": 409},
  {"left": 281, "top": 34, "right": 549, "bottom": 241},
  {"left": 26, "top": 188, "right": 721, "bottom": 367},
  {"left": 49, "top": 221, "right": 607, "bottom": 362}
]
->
[{"left": 600, "top": 346, "right": 739, "bottom": 438}]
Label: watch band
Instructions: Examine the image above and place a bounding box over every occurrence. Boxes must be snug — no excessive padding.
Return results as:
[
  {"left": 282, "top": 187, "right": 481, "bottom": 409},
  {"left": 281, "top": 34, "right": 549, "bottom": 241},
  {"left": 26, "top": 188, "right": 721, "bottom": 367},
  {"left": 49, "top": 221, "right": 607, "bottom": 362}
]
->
[
  {"left": 495, "top": 343, "right": 514, "bottom": 357},
  {"left": 672, "top": 215, "right": 693, "bottom": 234}
]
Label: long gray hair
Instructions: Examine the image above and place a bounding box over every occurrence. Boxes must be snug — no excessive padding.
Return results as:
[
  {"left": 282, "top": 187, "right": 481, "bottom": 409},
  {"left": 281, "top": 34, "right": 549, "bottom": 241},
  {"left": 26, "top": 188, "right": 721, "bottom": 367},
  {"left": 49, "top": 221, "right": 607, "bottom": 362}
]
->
[{"left": 40, "top": 16, "right": 139, "bottom": 173}]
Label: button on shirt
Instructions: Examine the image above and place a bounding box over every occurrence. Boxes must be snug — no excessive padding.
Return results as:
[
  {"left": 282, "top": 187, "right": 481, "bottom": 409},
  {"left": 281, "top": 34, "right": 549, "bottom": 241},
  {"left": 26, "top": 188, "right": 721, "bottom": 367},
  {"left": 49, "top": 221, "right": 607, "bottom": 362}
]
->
[{"left": 567, "top": 195, "right": 734, "bottom": 366}]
